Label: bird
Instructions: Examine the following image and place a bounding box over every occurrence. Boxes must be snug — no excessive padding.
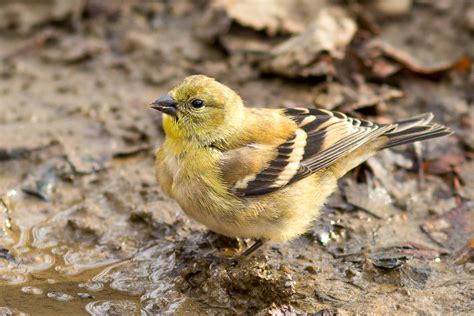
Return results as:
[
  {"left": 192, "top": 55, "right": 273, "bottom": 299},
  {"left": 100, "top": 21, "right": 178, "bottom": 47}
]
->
[{"left": 151, "top": 75, "right": 452, "bottom": 257}]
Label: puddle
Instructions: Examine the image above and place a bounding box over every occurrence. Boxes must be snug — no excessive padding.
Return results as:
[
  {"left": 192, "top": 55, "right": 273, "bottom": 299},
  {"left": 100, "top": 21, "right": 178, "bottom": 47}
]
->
[
  {"left": 0, "top": 194, "right": 142, "bottom": 315},
  {"left": 1, "top": 276, "right": 139, "bottom": 316}
]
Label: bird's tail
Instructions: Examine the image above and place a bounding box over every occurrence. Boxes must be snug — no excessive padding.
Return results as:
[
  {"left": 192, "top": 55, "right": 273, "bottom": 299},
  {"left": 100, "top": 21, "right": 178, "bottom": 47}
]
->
[{"left": 381, "top": 113, "right": 452, "bottom": 149}]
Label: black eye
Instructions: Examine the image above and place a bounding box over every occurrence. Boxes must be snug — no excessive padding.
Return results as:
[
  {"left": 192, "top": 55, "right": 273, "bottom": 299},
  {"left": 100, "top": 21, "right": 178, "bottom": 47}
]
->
[{"left": 191, "top": 99, "right": 204, "bottom": 108}]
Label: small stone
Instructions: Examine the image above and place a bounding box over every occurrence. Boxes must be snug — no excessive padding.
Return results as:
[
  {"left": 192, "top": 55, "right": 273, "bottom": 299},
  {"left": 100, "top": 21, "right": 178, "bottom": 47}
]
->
[
  {"left": 373, "top": 0, "right": 412, "bottom": 16},
  {"left": 47, "top": 291, "right": 74, "bottom": 302},
  {"left": 305, "top": 266, "right": 317, "bottom": 275},
  {"left": 78, "top": 281, "right": 104, "bottom": 292},
  {"left": 464, "top": 7, "right": 474, "bottom": 32},
  {"left": 21, "top": 286, "right": 43, "bottom": 295},
  {"left": 280, "top": 266, "right": 290, "bottom": 273},
  {"left": 78, "top": 292, "right": 94, "bottom": 299},
  {"left": 400, "top": 288, "right": 411, "bottom": 296}
]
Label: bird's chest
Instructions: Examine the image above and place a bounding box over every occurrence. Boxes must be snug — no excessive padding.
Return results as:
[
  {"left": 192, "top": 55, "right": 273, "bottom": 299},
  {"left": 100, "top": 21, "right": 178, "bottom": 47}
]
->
[{"left": 157, "top": 145, "right": 222, "bottom": 212}]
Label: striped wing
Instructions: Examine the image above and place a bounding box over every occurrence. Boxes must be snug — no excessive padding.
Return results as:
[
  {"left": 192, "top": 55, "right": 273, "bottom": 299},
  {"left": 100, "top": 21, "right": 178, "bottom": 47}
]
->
[{"left": 233, "top": 108, "right": 395, "bottom": 197}]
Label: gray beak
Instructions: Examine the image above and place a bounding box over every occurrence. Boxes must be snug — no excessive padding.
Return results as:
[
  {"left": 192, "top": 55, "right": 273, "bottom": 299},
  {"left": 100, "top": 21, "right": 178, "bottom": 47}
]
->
[{"left": 151, "top": 95, "right": 178, "bottom": 117}]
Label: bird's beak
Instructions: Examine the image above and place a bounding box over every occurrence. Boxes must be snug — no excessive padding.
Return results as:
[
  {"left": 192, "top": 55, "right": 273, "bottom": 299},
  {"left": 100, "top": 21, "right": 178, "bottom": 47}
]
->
[{"left": 151, "top": 95, "right": 178, "bottom": 117}]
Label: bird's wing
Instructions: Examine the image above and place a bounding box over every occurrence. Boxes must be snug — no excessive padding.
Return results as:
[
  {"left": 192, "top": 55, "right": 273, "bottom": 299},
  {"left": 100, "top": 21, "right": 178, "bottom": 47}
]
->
[{"left": 221, "top": 108, "right": 395, "bottom": 197}]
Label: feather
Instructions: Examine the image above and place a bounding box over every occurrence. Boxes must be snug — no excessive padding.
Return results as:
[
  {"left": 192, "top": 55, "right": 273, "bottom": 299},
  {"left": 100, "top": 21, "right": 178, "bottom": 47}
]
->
[
  {"left": 225, "top": 108, "right": 451, "bottom": 197},
  {"left": 232, "top": 108, "right": 396, "bottom": 196}
]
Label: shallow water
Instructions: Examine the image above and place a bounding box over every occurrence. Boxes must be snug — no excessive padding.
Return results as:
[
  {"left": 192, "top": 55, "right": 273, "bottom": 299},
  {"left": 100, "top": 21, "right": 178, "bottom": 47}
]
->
[
  {"left": 1, "top": 270, "right": 140, "bottom": 316},
  {"left": 0, "top": 216, "right": 140, "bottom": 315}
]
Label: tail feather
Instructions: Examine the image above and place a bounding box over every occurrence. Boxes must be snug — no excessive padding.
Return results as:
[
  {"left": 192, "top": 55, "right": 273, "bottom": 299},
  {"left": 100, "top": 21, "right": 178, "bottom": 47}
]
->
[
  {"left": 332, "top": 113, "right": 451, "bottom": 178},
  {"left": 381, "top": 113, "right": 452, "bottom": 149}
]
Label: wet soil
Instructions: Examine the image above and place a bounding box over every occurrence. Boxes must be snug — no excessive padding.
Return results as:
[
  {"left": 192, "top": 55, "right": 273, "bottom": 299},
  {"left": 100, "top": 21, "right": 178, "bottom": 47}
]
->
[{"left": 0, "top": 0, "right": 473, "bottom": 315}]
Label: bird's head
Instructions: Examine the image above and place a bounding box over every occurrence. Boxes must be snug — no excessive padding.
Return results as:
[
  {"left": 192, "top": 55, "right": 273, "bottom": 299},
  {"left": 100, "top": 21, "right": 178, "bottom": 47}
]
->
[{"left": 151, "top": 75, "right": 244, "bottom": 145}]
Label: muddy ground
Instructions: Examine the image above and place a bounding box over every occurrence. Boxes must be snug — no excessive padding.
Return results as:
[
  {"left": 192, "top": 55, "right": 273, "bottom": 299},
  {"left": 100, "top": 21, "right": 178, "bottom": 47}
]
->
[{"left": 0, "top": 0, "right": 473, "bottom": 315}]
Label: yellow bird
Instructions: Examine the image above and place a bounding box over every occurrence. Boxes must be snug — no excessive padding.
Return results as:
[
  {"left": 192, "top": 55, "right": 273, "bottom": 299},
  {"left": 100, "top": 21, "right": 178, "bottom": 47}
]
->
[{"left": 152, "top": 75, "right": 452, "bottom": 256}]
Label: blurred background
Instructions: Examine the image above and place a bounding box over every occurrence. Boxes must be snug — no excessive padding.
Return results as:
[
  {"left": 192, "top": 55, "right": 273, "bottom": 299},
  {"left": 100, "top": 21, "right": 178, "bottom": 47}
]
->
[{"left": 0, "top": 0, "right": 473, "bottom": 315}]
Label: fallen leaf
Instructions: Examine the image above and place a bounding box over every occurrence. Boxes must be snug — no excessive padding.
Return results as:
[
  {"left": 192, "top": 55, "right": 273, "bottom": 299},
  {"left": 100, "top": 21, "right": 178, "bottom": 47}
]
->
[
  {"left": 313, "top": 82, "right": 403, "bottom": 111},
  {"left": 363, "top": 8, "right": 468, "bottom": 75},
  {"left": 453, "top": 239, "right": 474, "bottom": 264},
  {"left": 368, "top": 40, "right": 466, "bottom": 74},
  {"left": 210, "top": 0, "right": 328, "bottom": 35},
  {"left": 343, "top": 180, "right": 400, "bottom": 219},
  {"left": 458, "top": 160, "right": 474, "bottom": 200},
  {"left": 371, "top": 0, "right": 412, "bottom": 17},
  {"left": 421, "top": 202, "right": 474, "bottom": 256},
  {"left": 370, "top": 57, "right": 402, "bottom": 77},
  {"left": 423, "top": 153, "right": 465, "bottom": 175},
  {"left": 365, "top": 152, "right": 413, "bottom": 202},
  {"left": 42, "top": 36, "right": 107, "bottom": 64},
  {"left": 369, "top": 243, "right": 443, "bottom": 270},
  {"left": 262, "top": 7, "right": 357, "bottom": 78},
  {"left": 0, "top": 0, "right": 83, "bottom": 34}
]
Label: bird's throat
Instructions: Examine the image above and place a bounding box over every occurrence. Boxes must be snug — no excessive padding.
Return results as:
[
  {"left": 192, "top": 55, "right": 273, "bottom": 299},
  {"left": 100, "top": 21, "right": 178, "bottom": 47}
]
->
[{"left": 162, "top": 113, "right": 183, "bottom": 140}]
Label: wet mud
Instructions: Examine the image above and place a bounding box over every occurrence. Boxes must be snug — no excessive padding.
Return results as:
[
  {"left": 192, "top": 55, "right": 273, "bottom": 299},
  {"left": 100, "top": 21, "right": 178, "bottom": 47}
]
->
[{"left": 0, "top": 0, "right": 473, "bottom": 314}]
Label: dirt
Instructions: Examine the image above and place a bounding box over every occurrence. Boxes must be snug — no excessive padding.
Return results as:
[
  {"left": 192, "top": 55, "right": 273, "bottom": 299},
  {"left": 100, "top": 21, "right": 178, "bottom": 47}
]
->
[{"left": 0, "top": 0, "right": 473, "bottom": 315}]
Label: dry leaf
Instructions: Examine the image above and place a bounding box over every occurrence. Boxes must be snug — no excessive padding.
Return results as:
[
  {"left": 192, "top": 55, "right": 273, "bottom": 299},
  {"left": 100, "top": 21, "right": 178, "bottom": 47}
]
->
[
  {"left": 211, "top": 0, "right": 328, "bottom": 35},
  {"left": 263, "top": 7, "right": 357, "bottom": 77}
]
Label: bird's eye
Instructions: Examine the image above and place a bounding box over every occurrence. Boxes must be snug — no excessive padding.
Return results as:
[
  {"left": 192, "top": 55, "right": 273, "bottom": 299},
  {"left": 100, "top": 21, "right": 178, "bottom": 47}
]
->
[{"left": 191, "top": 99, "right": 204, "bottom": 109}]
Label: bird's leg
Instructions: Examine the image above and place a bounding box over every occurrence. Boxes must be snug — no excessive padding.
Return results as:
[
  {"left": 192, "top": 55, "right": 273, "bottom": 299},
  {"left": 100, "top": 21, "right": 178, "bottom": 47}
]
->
[{"left": 239, "top": 239, "right": 265, "bottom": 258}]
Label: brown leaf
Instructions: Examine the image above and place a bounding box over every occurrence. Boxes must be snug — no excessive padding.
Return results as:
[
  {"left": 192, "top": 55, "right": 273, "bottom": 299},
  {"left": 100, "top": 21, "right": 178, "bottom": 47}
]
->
[
  {"left": 423, "top": 153, "right": 465, "bottom": 175},
  {"left": 313, "top": 82, "right": 403, "bottom": 111},
  {"left": 421, "top": 202, "right": 474, "bottom": 255},
  {"left": 211, "top": 0, "right": 329, "bottom": 35},
  {"left": 41, "top": 36, "right": 107, "bottom": 64},
  {"left": 453, "top": 239, "right": 474, "bottom": 264},
  {"left": 369, "top": 243, "right": 443, "bottom": 270},
  {"left": 362, "top": 7, "right": 468, "bottom": 75},
  {"left": 343, "top": 180, "right": 400, "bottom": 219},
  {"left": 368, "top": 40, "right": 466, "bottom": 74},
  {"left": 262, "top": 7, "right": 357, "bottom": 77}
]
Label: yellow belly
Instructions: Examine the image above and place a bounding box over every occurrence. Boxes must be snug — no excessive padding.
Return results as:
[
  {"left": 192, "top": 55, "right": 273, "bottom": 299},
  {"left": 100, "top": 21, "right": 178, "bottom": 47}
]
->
[{"left": 157, "top": 144, "right": 338, "bottom": 241}]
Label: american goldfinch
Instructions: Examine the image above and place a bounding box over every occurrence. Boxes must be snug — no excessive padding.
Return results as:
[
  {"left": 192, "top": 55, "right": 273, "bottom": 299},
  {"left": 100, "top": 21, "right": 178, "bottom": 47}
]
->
[{"left": 152, "top": 75, "right": 452, "bottom": 256}]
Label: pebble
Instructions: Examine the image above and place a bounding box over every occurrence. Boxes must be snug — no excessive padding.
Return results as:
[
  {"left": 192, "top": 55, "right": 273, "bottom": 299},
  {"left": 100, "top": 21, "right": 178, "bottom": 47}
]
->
[
  {"left": 21, "top": 286, "right": 43, "bottom": 295},
  {"left": 47, "top": 291, "right": 74, "bottom": 302}
]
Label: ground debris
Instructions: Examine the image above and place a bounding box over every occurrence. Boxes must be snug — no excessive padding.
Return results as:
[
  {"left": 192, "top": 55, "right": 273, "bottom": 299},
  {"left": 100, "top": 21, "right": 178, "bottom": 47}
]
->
[
  {"left": 458, "top": 160, "right": 474, "bottom": 200},
  {"left": 209, "top": 0, "right": 328, "bottom": 36},
  {"left": 365, "top": 40, "right": 467, "bottom": 75},
  {"left": 21, "top": 157, "right": 71, "bottom": 201},
  {"left": 0, "top": 122, "right": 57, "bottom": 160},
  {"left": 421, "top": 202, "right": 474, "bottom": 259},
  {"left": 41, "top": 36, "right": 107, "bottom": 64},
  {"left": 264, "top": 304, "right": 305, "bottom": 315},
  {"left": 363, "top": 247, "right": 436, "bottom": 290},
  {"left": 0, "top": 248, "right": 14, "bottom": 262},
  {"left": 368, "top": 243, "right": 443, "bottom": 270},
  {"left": 408, "top": 128, "right": 465, "bottom": 176},
  {"left": 343, "top": 179, "right": 400, "bottom": 219},
  {"left": 54, "top": 118, "right": 125, "bottom": 174},
  {"left": 0, "top": 0, "right": 82, "bottom": 34},
  {"left": 397, "top": 260, "right": 432, "bottom": 289},
  {"left": 261, "top": 7, "right": 357, "bottom": 78},
  {"left": 365, "top": 152, "right": 414, "bottom": 203},
  {"left": 0, "top": 117, "right": 127, "bottom": 173},
  {"left": 359, "top": 2, "right": 470, "bottom": 76},
  {"left": 371, "top": 0, "right": 413, "bottom": 17},
  {"left": 313, "top": 82, "right": 403, "bottom": 112},
  {"left": 453, "top": 239, "right": 474, "bottom": 265}
]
